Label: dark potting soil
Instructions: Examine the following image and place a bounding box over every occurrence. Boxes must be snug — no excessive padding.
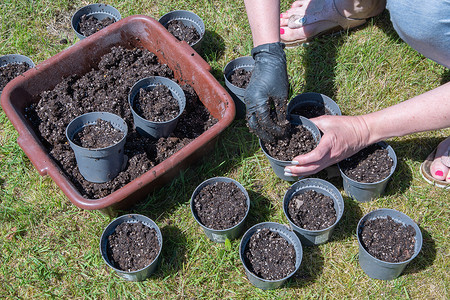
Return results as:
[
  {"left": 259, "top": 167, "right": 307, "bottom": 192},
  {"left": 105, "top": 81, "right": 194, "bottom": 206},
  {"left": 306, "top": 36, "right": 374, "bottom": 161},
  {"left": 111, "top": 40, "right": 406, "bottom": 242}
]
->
[
  {"left": 360, "top": 216, "right": 416, "bottom": 263},
  {"left": 263, "top": 123, "right": 317, "bottom": 161},
  {"left": 229, "top": 68, "right": 252, "bottom": 89},
  {"left": 290, "top": 103, "right": 332, "bottom": 118},
  {"left": 288, "top": 190, "right": 336, "bottom": 231},
  {"left": 244, "top": 228, "right": 296, "bottom": 280},
  {"left": 166, "top": 20, "right": 200, "bottom": 46},
  {"left": 339, "top": 144, "right": 393, "bottom": 183},
  {"left": 134, "top": 85, "right": 180, "bottom": 122},
  {"left": 193, "top": 181, "right": 248, "bottom": 230},
  {"left": 72, "top": 119, "right": 124, "bottom": 149},
  {"left": 24, "top": 46, "right": 218, "bottom": 199},
  {"left": 78, "top": 15, "right": 115, "bottom": 37},
  {"left": 107, "top": 221, "right": 160, "bottom": 272},
  {"left": 0, "top": 62, "right": 32, "bottom": 91}
]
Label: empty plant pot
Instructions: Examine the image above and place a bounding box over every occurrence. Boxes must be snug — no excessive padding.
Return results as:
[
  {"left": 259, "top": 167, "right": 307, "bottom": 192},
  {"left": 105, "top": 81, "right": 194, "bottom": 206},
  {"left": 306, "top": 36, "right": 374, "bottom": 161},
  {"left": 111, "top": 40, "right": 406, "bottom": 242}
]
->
[
  {"left": 66, "top": 111, "right": 127, "bottom": 183},
  {"left": 129, "top": 76, "right": 186, "bottom": 139},
  {"left": 283, "top": 178, "right": 344, "bottom": 246},
  {"left": 287, "top": 92, "right": 341, "bottom": 118},
  {"left": 223, "top": 56, "right": 255, "bottom": 119},
  {"left": 260, "top": 115, "right": 321, "bottom": 181},
  {"left": 159, "top": 10, "right": 205, "bottom": 52},
  {"left": 0, "top": 54, "right": 35, "bottom": 95},
  {"left": 357, "top": 208, "right": 423, "bottom": 280},
  {"left": 338, "top": 141, "right": 397, "bottom": 202},
  {"left": 100, "top": 214, "right": 163, "bottom": 281},
  {"left": 191, "top": 177, "right": 250, "bottom": 243},
  {"left": 239, "top": 222, "right": 303, "bottom": 290},
  {"left": 71, "top": 3, "right": 121, "bottom": 40}
]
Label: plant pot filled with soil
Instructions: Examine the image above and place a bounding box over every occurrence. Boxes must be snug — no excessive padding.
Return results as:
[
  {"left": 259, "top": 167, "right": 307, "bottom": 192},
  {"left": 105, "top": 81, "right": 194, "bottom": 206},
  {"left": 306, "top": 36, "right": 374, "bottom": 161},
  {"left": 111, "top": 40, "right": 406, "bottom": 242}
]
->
[
  {"left": 357, "top": 208, "right": 423, "bottom": 280},
  {"left": 283, "top": 178, "right": 344, "bottom": 246},
  {"left": 159, "top": 10, "right": 205, "bottom": 52},
  {"left": 260, "top": 115, "right": 321, "bottom": 181},
  {"left": 0, "top": 54, "right": 34, "bottom": 96},
  {"left": 287, "top": 92, "right": 341, "bottom": 119},
  {"left": 100, "top": 214, "right": 163, "bottom": 281},
  {"left": 338, "top": 141, "right": 397, "bottom": 202},
  {"left": 66, "top": 112, "right": 127, "bottom": 183},
  {"left": 223, "top": 56, "right": 255, "bottom": 119},
  {"left": 191, "top": 177, "right": 250, "bottom": 242},
  {"left": 129, "top": 76, "right": 186, "bottom": 139},
  {"left": 71, "top": 3, "right": 121, "bottom": 40},
  {"left": 239, "top": 222, "right": 303, "bottom": 290}
]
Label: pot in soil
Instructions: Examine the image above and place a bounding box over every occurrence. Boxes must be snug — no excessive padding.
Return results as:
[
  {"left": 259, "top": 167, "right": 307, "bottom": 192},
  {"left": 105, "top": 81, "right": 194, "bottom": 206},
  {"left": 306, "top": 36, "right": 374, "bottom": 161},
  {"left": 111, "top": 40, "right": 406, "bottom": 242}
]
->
[
  {"left": 159, "top": 10, "right": 205, "bottom": 53},
  {"left": 357, "top": 208, "right": 423, "bottom": 280},
  {"left": 191, "top": 177, "right": 250, "bottom": 243},
  {"left": 223, "top": 56, "right": 255, "bottom": 119},
  {"left": 239, "top": 222, "right": 303, "bottom": 290},
  {"left": 129, "top": 76, "right": 186, "bottom": 139},
  {"left": 0, "top": 54, "right": 35, "bottom": 96},
  {"left": 287, "top": 92, "right": 342, "bottom": 118},
  {"left": 66, "top": 111, "right": 127, "bottom": 183},
  {"left": 100, "top": 214, "right": 163, "bottom": 281},
  {"left": 260, "top": 115, "right": 321, "bottom": 181},
  {"left": 338, "top": 141, "right": 397, "bottom": 202},
  {"left": 71, "top": 3, "right": 121, "bottom": 40},
  {"left": 283, "top": 178, "right": 344, "bottom": 246}
]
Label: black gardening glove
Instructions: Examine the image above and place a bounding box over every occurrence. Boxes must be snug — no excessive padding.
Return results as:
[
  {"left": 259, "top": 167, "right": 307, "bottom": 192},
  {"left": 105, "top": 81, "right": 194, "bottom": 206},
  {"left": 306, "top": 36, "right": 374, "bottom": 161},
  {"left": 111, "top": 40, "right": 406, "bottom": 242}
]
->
[{"left": 244, "top": 42, "right": 289, "bottom": 143}]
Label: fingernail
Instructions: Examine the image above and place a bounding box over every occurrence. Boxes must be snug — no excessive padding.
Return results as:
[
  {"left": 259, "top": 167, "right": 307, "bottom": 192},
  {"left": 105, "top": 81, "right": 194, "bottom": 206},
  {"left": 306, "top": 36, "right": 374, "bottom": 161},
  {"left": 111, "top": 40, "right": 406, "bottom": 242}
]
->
[
  {"left": 291, "top": 160, "right": 299, "bottom": 165},
  {"left": 284, "top": 168, "right": 292, "bottom": 173},
  {"left": 280, "top": 28, "right": 285, "bottom": 35},
  {"left": 435, "top": 170, "right": 444, "bottom": 177},
  {"left": 284, "top": 172, "right": 293, "bottom": 177}
]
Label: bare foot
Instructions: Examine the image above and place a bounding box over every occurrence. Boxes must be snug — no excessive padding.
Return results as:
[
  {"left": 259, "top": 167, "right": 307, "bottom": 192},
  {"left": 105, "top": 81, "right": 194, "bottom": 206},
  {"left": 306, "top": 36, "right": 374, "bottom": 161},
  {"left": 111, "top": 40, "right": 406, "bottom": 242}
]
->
[{"left": 430, "top": 137, "right": 450, "bottom": 182}]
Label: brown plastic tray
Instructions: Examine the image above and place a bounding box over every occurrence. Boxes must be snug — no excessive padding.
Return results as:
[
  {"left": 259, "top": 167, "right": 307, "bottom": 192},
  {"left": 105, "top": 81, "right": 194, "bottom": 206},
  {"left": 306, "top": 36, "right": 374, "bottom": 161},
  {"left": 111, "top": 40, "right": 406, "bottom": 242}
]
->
[{"left": 1, "top": 15, "right": 235, "bottom": 215}]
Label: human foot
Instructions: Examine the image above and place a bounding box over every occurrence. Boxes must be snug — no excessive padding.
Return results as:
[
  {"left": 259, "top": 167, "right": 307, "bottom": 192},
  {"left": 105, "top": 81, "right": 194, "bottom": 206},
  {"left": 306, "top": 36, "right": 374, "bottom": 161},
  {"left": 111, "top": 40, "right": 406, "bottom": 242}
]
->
[{"left": 420, "top": 137, "right": 450, "bottom": 188}]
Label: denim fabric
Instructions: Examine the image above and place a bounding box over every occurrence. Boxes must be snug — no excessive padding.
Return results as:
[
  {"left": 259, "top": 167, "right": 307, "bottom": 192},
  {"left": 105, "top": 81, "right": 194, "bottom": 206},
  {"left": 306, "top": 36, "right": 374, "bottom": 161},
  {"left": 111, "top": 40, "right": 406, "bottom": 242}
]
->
[{"left": 387, "top": 0, "right": 450, "bottom": 68}]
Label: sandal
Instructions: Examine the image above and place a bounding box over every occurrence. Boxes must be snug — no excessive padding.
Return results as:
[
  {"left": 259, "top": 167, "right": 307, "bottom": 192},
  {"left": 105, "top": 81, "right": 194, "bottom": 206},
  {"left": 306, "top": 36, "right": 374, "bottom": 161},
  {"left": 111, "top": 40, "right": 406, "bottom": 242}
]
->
[
  {"left": 420, "top": 148, "right": 450, "bottom": 189},
  {"left": 281, "top": 0, "right": 367, "bottom": 48}
]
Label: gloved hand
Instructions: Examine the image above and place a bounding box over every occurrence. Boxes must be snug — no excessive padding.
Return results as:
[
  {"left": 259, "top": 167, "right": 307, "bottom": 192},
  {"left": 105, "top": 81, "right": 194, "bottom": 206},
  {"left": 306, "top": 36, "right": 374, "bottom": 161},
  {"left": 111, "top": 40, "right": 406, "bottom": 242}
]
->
[{"left": 244, "top": 42, "right": 289, "bottom": 143}]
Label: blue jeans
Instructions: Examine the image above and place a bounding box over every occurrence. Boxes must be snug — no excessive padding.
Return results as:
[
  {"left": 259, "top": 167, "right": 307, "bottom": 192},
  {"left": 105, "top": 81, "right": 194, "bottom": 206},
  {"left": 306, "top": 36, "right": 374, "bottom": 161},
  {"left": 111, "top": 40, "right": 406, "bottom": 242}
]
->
[{"left": 387, "top": 0, "right": 450, "bottom": 68}]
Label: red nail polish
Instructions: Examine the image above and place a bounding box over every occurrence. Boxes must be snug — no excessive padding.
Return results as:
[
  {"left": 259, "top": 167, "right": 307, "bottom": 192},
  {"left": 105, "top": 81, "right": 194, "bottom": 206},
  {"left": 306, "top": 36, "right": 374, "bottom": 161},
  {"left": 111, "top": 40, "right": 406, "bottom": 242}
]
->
[
  {"left": 280, "top": 28, "right": 285, "bottom": 35},
  {"left": 435, "top": 170, "right": 444, "bottom": 177}
]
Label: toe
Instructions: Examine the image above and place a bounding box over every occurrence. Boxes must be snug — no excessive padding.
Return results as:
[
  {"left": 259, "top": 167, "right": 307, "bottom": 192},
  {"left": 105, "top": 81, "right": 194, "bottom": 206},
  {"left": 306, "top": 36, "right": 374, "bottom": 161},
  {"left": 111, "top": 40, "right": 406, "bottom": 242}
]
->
[{"left": 430, "top": 137, "right": 450, "bottom": 181}]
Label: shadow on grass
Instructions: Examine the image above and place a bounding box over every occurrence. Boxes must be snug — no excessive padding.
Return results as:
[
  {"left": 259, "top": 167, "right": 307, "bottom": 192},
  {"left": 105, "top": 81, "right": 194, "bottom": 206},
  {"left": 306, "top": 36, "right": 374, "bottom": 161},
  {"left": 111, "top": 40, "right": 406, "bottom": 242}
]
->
[
  {"left": 289, "top": 246, "right": 324, "bottom": 288},
  {"left": 245, "top": 189, "right": 275, "bottom": 226},
  {"left": 153, "top": 225, "right": 188, "bottom": 278},
  {"left": 201, "top": 29, "right": 226, "bottom": 64},
  {"left": 402, "top": 226, "right": 436, "bottom": 276},
  {"left": 328, "top": 196, "right": 364, "bottom": 243}
]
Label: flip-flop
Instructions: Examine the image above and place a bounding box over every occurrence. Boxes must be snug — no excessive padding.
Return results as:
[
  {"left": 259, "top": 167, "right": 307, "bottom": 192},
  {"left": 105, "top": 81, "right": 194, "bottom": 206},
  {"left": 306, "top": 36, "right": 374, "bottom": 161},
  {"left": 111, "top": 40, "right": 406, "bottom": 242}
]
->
[{"left": 419, "top": 148, "right": 450, "bottom": 189}]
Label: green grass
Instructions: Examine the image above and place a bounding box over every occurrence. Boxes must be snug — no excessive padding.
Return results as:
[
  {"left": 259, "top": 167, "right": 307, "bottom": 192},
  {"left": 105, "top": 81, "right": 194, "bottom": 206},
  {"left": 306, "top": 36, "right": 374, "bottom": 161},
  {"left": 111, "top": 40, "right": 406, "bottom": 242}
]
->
[{"left": 1, "top": 0, "right": 449, "bottom": 299}]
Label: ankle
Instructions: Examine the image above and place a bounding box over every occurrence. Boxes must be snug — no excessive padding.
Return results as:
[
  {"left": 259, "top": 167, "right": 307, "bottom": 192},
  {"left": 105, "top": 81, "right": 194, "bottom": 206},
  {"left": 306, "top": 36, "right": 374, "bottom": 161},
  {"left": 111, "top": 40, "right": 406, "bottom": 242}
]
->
[{"left": 334, "top": 0, "right": 386, "bottom": 20}]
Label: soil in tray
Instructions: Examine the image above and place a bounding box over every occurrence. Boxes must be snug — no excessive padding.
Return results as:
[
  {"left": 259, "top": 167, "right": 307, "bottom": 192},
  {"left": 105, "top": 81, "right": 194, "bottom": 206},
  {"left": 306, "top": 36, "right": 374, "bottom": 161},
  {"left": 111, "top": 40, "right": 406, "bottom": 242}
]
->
[
  {"left": 290, "top": 103, "right": 332, "bottom": 118},
  {"left": 360, "top": 216, "right": 416, "bottom": 263},
  {"left": 229, "top": 68, "right": 252, "bottom": 89},
  {"left": 107, "top": 221, "right": 160, "bottom": 272},
  {"left": 166, "top": 20, "right": 200, "bottom": 46},
  {"left": 288, "top": 190, "right": 336, "bottom": 230},
  {"left": 72, "top": 119, "right": 124, "bottom": 148},
  {"left": 24, "top": 46, "right": 218, "bottom": 199},
  {"left": 339, "top": 143, "right": 393, "bottom": 183},
  {"left": 78, "top": 15, "right": 115, "bottom": 37},
  {"left": 244, "top": 228, "right": 296, "bottom": 280},
  {"left": 263, "top": 123, "right": 317, "bottom": 161},
  {"left": 193, "top": 181, "right": 247, "bottom": 230},
  {"left": 134, "top": 85, "right": 180, "bottom": 122},
  {"left": 0, "top": 62, "right": 32, "bottom": 91}
]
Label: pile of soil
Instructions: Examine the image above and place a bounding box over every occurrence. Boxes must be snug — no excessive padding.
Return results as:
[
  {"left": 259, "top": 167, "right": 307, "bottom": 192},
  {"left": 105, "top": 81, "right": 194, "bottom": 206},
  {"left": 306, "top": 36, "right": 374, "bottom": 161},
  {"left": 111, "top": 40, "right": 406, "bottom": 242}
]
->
[
  {"left": 107, "top": 221, "right": 160, "bottom": 272},
  {"left": 339, "top": 144, "right": 393, "bottom": 183},
  {"left": 78, "top": 15, "right": 115, "bottom": 37},
  {"left": 193, "top": 181, "right": 248, "bottom": 230},
  {"left": 166, "top": 20, "right": 200, "bottom": 46},
  {"left": 134, "top": 85, "right": 180, "bottom": 122},
  {"left": 360, "top": 216, "right": 416, "bottom": 263},
  {"left": 25, "top": 46, "right": 217, "bottom": 199},
  {"left": 0, "top": 62, "right": 32, "bottom": 91},
  {"left": 263, "top": 124, "right": 317, "bottom": 161},
  {"left": 290, "top": 103, "right": 332, "bottom": 118},
  {"left": 229, "top": 68, "right": 252, "bottom": 89},
  {"left": 72, "top": 119, "right": 124, "bottom": 149},
  {"left": 244, "top": 228, "right": 296, "bottom": 280},
  {"left": 288, "top": 190, "right": 336, "bottom": 230}
]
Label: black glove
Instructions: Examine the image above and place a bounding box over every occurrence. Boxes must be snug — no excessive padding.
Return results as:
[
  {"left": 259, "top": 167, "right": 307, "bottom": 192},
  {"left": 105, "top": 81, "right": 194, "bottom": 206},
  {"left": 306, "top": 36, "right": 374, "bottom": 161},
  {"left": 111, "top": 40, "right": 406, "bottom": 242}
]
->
[{"left": 244, "top": 42, "right": 289, "bottom": 143}]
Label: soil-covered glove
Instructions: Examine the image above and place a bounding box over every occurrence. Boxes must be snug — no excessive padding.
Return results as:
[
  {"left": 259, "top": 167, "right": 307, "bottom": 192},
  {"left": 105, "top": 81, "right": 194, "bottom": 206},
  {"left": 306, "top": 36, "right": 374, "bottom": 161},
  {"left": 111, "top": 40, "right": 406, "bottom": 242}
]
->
[{"left": 244, "top": 42, "right": 289, "bottom": 143}]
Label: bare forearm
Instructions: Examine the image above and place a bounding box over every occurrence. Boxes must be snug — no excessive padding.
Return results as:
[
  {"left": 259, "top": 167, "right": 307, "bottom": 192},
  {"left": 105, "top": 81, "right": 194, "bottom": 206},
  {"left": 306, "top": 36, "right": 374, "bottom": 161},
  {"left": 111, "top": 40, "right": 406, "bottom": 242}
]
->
[{"left": 244, "top": 0, "right": 281, "bottom": 46}]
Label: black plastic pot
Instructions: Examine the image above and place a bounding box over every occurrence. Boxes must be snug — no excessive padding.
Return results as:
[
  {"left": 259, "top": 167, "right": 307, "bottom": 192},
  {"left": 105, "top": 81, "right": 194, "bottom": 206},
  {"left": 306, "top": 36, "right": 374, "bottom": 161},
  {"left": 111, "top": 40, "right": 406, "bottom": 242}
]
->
[
  {"left": 71, "top": 3, "right": 121, "bottom": 40},
  {"left": 0, "top": 54, "right": 35, "bottom": 96},
  {"left": 287, "top": 92, "right": 341, "bottom": 118}
]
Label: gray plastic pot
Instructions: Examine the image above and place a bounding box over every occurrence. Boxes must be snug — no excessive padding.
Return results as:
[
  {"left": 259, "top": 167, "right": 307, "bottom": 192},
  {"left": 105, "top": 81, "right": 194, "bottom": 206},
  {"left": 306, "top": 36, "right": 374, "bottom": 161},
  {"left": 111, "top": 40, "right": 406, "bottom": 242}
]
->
[
  {"left": 0, "top": 54, "right": 35, "bottom": 96},
  {"left": 191, "top": 177, "right": 250, "bottom": 243},
  {"left": 223, "top": 56, "right": 255, "bottom": 119},
  {"left": 338, "top": 141, "right": 397, "bottom": 202},
  {"left": 71, "top": 3, "right": 121, "bottom": 40},
  {"left": 100, "top": 214, "right": 163, "bottom": 281},
  {"left": 159, "top": 10, "right": 205, "bottom": 52},
  {"left": 287, "top": 92, "right": 341, "bottom": 118},
  {"left": 66, "top": 111, "right": 127, "bottom": 183},
  {"left": 128, "top": 76, "right": 186, "bottom": 139},
  {"left": 239, "top": 222, "right": 303, "bottom": 290},
  {"left": 357, "top": 208, "right": 423, "bottom": 280},
  {"left": 283, "top": 178, "right": 344, "bottom": 246},
  {"left": 260, "top": 115, "right": 321, "bottom": 181}
]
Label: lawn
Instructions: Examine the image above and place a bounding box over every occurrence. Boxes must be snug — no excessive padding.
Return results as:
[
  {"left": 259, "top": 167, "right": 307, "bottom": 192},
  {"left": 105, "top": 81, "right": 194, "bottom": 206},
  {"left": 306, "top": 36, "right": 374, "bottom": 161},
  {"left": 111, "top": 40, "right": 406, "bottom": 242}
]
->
[{"left": 1, "top": 0, "right": 449, "bottom": 299}]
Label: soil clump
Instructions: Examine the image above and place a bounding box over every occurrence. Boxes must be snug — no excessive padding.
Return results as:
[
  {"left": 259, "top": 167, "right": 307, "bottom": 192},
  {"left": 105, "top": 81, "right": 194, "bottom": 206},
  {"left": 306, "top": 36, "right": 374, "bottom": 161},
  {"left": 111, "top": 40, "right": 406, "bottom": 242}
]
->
[
  {"left": 166, "top": 20, "right": 200, "bottom": 46},
  {"left": 0, "top": 62, "right": 32, "bottom": 91},
  {"left": 79, "top": 15, "right": 115, "bottom": 37},
  {"left": 134, "top": 85, "right": 180, "bottom": 122},
  {"left": 229, "top": 68, "right": 252, "bottom": 89}
]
